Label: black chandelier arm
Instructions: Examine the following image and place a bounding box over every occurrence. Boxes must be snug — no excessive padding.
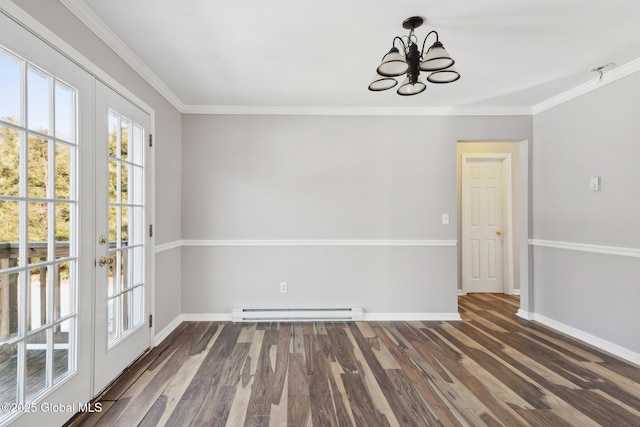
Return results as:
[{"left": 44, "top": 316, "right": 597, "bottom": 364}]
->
[
  {"left": 392, "top": 36, "right": 407, "bottom": 54},
  {"left": 420, "top": 30, "right": 440, "bottom": 56}
]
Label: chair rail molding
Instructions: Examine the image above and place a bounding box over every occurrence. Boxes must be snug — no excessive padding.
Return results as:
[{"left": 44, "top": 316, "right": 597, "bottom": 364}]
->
[
  {"left": 529, "top": 239, "right": 640, "bottom": 258},
  {"left": 180, "top": 239, "right": 457, "bottom": 247}
]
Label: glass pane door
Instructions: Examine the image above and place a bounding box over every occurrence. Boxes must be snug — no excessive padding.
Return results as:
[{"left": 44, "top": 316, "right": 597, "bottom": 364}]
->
[
  {"left": 0, "top": 27, "right": 93, "bottom": 425},
  {"left": 93, "top": 81, "right": 150, "bottom": 394},
  {"left": 0, "top": 44, "right": 78, "bottom": 411}
]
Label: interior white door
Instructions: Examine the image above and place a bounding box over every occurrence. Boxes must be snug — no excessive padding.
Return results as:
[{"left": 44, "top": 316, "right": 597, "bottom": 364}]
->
[
  {"left": 93, "top": 82, "right": 150, "bottom": 394},
  {"left": 462, "top": 157, "right": 504, "bottom": 293},
  {"left": 0, "top": 11, "right": 94, "bottom": 427}
]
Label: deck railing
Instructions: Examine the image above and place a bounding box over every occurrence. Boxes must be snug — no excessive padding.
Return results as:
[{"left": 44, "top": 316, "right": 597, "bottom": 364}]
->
[{"left": 0, "top": 242, "right": 70, "bottom": 339}]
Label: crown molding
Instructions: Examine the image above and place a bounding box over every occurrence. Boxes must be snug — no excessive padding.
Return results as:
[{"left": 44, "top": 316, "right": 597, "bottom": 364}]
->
[
  {"left": 181, "top": 104, "right": 533, "bottom": 116},
  {"left": 532, "top": 58, "right": 640, "bottom": 114},
  {"left": 59, "top": 0, "right": 185, "bottom": 112}
]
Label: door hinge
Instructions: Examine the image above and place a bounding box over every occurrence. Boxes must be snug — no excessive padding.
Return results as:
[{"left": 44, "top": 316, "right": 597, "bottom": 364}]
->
[
  {"left": 149, "top": 314, "right": 153, "bottom": 328},
  {"left": 149, "top": 134, "right": 153, "bottom": 147},
  {"left": 149, "top": 224, "right": 153, "bottom": 237}
]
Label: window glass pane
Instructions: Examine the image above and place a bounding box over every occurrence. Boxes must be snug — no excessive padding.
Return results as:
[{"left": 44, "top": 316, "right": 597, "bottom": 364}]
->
[
  {"left": 120, "top": 162, "right": 128, "bottom": 204},
  {"left": 0, "top": 125, "right": 21, "bottom": 197},
  {"left": 54, "top": 82, "right": 74, "bottom": 142},
  {"left": 121, "top": 249, "right": 130, "bottom": 290},
  {"left": 0, "top": 343, "right": 18, "bottom": 406},
  {"left": 131, "top": 124, "right": 143, "bottom": 166},
  {"left": 107, "top": 297, "right": 117, "bottom": 342},
  {"left": 0, "top": 272, "right": 19, "bottom": 342},
  {"left": 55, "top": 143, "right": 71, "bottom": 200},
  {"left": 27, "top": 134, "right": 48, "bottom": 198},
  {"left": 0, "top": 201, "right": 20, "bottom": 265},
  {"left": 27, "top": 202, "right": 48, "bottom": 249},
  {"left": 108, "top": 113, "right": 118, "bottom": 158},
  {"left": 131, "top": 165, "right": 143, "bottom": 205},
  {"left": 27, "top": 67, "right": 50, "bottom": 135},
  {"left": 25, "top": 330, "right": 47, "bottom": 400},
  {"left": 54, "top": 203, "right": 71, "bottom": 259},
  {"left": 108, "top": 159, "right": 118, "bottom": 203},
  {"left": 130, "top": 206, "right": 144, "bottom": 246},
  {"left": 108, "top": 205, "right": 118, "bottom": 243},
  {"left": 132, "top": 246, "right": 143, "bottom": 285},
  {"left": 121, "top": 292, "right": 130, "bottom": 333},
  {"left": 107, "top": 254, "right": 117, "bottom": 296},
  {"left": 121, "top": 206, "right": 128, "bottom": 243},
  {"left": 0, "top": 51, "right": 21, "bottom": 125},
  {"left": 55, "top": 261, "right": 72, "bottom": 319},
  {"left": 53, "top": 318, "right": 71, "bottom": 383},
  {"left": 120, "top": 120, "right": 129, "bottom": 161},
  {"left": 28, "top": 265, "right": 47, "bottom": 331},
  {"left": 132, "top": 285, "right": 143, "bottom": 328}
]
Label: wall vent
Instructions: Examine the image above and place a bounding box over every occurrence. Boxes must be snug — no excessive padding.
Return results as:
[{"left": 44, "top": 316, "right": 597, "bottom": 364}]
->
[{"left": 231, "top": 307, "right": 363, "bottom": 322}]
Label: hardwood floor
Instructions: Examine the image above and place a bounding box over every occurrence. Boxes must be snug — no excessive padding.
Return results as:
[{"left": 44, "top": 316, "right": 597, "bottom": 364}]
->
[{"left": 66, "top": 294, "right": 640, "bottom": 426}]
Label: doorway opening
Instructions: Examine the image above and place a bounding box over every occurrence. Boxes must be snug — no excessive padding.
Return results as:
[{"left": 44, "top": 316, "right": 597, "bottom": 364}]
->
[{"left": 456, "top": 141, "right": 529, "bottom": 304}]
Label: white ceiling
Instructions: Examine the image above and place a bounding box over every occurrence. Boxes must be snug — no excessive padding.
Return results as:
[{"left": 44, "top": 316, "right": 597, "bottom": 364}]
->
[{"left": 63, "top": 0, "right": 640, "bottom": 114}]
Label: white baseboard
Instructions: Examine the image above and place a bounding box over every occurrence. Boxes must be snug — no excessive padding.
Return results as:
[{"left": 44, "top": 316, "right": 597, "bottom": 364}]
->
[
  {"left": 364, "top": 313, "right": 462, "bottom": 321},
  {"left": 516, "top": 309, "right": 533, "bottom": 320},
  {"left": 182, "top": 313, "right": 233, "bottom": 322},
  {"left": 153, "top": 314, "right": 183, "bottom": 347},
  {"left": 180, "top": 312, "right": 462, "bottom": 322},
  {"left": 531, "top": 313, "right": 640, "bottom": 366}
]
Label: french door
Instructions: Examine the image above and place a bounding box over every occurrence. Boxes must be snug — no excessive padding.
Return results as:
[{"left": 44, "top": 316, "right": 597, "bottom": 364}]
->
[
  {"left": 93, "top": 82, "right": 150, "bottom": 394},
  {"left": 0, "top": 9, "right": 151, "bottom": 426}
]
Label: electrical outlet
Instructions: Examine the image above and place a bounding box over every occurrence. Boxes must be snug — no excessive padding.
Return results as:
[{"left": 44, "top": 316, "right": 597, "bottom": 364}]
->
[
  {"left": 442, "top": 213, "right": 450, "bottom": 225},
  {"left": 280, "top": 282, "right": 288, "bottom": 293}
]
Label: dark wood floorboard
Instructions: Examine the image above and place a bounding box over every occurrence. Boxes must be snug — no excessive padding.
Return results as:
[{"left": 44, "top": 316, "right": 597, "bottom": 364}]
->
[{"left": 65, "top": 294, "right": 640, "bottom": 426}]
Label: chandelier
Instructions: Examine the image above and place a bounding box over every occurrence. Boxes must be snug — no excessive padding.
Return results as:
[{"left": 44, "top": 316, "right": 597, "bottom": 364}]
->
[{"left": 368, "top": 16, "right": 460, "bottom": 96}]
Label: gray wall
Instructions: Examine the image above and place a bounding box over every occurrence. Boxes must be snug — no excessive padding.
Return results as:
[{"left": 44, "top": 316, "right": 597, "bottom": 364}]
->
[
  {"left": 181, "top": 114, "right": 532, "bottom": 315},
  {"left": 14, "top": 0, "right": 184, "bottom": 332},
  {"left": 532, "top": 71, "right": 640, "bottom": 353}
]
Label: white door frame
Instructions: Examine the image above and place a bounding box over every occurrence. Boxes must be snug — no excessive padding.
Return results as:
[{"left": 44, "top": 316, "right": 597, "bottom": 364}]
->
[{"left": 461, "top": 153, "right": 514, "bottom": 294}]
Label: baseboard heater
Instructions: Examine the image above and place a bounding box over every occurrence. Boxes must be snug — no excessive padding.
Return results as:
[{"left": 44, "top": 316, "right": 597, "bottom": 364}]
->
[{"left": 231, "top": 307, "right": 363, "bottom": 322}]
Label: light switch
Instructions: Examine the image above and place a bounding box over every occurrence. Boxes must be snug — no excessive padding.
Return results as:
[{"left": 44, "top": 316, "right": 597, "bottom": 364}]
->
[
  {"left": 442, "top": 213, "right": 450, "bottom": 225},
  {"left": 589, "top": 177, "right": 601, "bottom": 191}
]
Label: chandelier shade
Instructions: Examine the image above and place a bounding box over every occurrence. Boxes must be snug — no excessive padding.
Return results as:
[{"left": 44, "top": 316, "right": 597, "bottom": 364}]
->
[
  {"left": 397, "top": 76, "right": 426, "bottom": 96},
  {"left": 368, "top": 74, "right": 399, "bottom": 91},
  {"left": 368, "top": 16, "right": 460, "bottom": 96},
  {"left": 426, "top": 66, "right": 460, "bottom": 84},
  {"left": 376, "top": 47, "right": 409, "bottom": 77},
  {"left": 419, "top": 41, "right": 454, "bottom": 71}
]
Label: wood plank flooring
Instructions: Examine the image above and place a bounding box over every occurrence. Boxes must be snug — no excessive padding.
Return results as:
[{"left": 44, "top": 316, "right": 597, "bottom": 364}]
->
[{"left": 66, "top": 294, "right": 640, "bottom": 426}]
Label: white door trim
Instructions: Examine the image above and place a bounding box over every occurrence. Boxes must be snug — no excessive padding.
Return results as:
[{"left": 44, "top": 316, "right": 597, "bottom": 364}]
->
[{"left": 461, "top": 153, "right": 514, "bottom": 294}]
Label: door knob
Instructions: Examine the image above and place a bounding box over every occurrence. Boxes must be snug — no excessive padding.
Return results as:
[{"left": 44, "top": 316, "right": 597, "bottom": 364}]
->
[
  {"left": 496, "top": 230, "right": 504, "bottom": 236},
  {"left": 98, "top": 256, "right": 114, "bottom": 267}
]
